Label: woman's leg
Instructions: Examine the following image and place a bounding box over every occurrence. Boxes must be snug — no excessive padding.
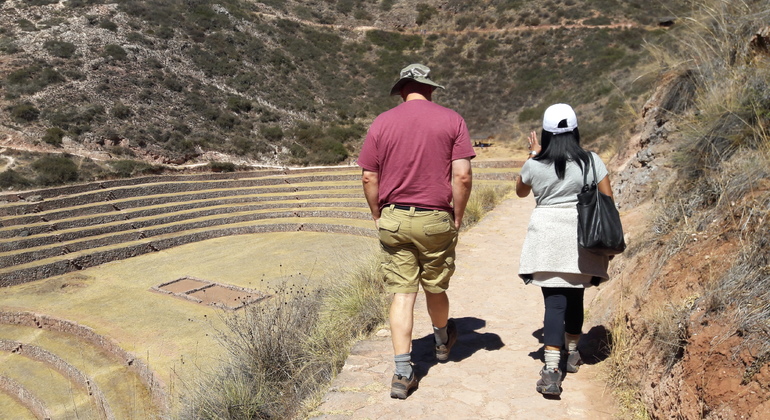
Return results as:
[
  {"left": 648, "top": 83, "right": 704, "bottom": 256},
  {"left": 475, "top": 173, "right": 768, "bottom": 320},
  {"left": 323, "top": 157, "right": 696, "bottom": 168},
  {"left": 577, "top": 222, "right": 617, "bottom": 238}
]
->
[
  {"left": 563, "top": 288, "right": 585, "bottom": 336},
  {"left": 541, "top": 287, "right": 568, "bottom": 349}
]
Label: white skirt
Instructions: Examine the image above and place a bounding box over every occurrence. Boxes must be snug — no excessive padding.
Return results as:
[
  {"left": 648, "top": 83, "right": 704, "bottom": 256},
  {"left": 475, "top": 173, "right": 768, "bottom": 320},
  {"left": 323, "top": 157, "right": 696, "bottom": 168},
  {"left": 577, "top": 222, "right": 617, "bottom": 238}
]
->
[{"left": 518, "top": 203, "right": 609, "bottom": 286}]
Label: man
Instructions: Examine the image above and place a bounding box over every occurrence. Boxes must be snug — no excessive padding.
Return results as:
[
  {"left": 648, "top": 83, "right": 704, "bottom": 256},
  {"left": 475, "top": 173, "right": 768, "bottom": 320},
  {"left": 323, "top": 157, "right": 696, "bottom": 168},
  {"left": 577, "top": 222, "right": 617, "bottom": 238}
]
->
[{"left": 357, "top": 63, "right": 475, "bottom": 399}]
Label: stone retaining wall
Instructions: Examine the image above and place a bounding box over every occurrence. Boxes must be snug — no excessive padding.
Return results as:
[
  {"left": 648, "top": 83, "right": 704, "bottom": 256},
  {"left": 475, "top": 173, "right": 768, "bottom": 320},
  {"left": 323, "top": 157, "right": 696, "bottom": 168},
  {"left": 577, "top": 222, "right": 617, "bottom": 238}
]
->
[
  {"left": 0, "top": 374, "right": 50, "bottom": 420},
  {"left": 0, "top": 199, "right": 366, "bottom": 243},
  {"left": 0, "top": 311, "right": 168, "bottom": 413},
  {"left": 0, "top": 340, "right": 114, "bottom": 420},
  {"left": 1, "top": 209, "right": 371, "bottom": 267},
  {"left": 1, "top": 187, "right": 360, "bottom": 228},
  {"left": 0, "top": 167, "right": 363, "bottom": 203},
  {"left": 1, "top": 177, "right": 360, "bottom": 217},
  {"left": 1, "top": 223, "right": 375, "bottom": 286}
]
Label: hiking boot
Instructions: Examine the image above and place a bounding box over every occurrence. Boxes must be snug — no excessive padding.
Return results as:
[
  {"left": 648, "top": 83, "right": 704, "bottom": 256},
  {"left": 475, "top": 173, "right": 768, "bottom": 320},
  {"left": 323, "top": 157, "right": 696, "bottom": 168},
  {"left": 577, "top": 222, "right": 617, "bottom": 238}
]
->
[
  {"left": 536, "top": 367, "right": 562, "bottom": 396},
  {"left": 435, "top": 319, "right": 457, "bottom": 362},
  {"left": 566, "top": 350, "right": 582, "bottom": 373},
  {"left": 390, "top": 373, "right": 418, "bottom": 399}
]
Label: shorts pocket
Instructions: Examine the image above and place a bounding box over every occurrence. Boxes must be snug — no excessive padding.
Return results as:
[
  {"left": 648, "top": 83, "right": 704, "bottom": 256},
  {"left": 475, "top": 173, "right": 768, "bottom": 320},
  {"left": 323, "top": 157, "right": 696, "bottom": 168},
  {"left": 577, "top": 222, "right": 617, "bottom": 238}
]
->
[
  {"left": 378, "top": 217, "right": 400, "bottom": 233},
  {"left": 423, "top": 218, "right": 454, "bottom": 236}
]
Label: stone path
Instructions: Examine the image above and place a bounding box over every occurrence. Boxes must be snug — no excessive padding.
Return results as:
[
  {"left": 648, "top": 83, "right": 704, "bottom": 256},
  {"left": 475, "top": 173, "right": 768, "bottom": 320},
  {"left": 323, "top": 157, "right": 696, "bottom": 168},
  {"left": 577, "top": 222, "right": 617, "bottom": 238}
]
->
[{"left": 311, "top": 196, "right": 617, "bottom": 419}]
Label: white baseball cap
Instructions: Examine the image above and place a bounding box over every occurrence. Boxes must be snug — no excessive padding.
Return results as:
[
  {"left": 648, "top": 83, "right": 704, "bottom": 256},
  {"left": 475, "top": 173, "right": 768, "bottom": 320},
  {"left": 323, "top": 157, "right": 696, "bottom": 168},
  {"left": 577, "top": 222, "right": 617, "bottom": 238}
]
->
[{"left": 543, "top": 103, "right": 578, "bottom": 134}]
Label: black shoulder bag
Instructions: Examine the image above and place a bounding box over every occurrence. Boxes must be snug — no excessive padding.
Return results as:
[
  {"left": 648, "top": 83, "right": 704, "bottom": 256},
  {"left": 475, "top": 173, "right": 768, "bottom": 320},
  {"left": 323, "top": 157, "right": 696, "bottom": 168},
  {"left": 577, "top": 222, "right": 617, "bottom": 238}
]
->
[{"left": 576, "top": 154, "right": 626, "bottom": 256}]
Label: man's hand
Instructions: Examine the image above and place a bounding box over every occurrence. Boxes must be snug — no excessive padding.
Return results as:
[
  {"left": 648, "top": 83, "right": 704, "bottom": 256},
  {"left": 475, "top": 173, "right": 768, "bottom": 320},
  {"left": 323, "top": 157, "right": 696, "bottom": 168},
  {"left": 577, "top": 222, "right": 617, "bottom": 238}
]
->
[
  {"left": 451, "top": 158, "right": 472, "bottom": 230},
  {"left": 362, "top": 169, "right": 381, "bottom": 225}
]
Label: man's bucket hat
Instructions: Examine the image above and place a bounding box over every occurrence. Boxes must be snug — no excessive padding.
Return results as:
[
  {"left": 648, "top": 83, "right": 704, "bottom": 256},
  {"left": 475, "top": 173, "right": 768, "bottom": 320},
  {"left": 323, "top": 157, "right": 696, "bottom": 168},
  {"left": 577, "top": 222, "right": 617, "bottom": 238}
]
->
[
  {"left": 542, "top": 103, "right": 578, "bottom": 134},
  {"left": 389, "top": 63, "right": 445, "bottom": 96}
]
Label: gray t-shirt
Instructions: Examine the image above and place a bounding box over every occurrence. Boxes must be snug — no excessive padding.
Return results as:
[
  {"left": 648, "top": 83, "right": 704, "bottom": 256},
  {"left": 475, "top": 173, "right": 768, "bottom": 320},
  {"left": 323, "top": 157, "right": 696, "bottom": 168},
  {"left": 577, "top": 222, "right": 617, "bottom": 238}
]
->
[{"left": 520, "top": 151, "right": 608, "bottom": 206}]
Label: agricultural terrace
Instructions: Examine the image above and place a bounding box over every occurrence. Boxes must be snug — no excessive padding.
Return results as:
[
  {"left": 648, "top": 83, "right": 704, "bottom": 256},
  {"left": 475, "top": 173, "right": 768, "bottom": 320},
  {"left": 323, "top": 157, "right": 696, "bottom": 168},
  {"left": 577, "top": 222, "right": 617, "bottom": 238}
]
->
[{"left": 0, "top": 161, "right": 517, "bottom": 418}]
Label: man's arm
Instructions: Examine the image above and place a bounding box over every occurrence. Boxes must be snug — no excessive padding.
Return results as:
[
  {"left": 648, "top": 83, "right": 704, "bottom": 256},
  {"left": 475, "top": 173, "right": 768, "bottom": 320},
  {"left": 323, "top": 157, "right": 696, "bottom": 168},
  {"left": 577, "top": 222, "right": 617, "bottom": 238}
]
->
[
  {"left": 361, "top": 169, "right": 381, "bottom": 228},
  {"left": 451, "top": 158, "right": 473, "bottom": 229}
]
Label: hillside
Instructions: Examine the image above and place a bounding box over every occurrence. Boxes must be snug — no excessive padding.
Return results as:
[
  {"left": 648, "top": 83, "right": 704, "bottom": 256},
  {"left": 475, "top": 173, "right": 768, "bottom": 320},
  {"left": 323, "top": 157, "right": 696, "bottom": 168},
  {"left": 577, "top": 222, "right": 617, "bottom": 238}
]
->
[
  {"left": 1, "top": 0, "right": 769, "bottom": 418},
  {"left": 1, "top": 0, "right": 684, "bottom": 187}
]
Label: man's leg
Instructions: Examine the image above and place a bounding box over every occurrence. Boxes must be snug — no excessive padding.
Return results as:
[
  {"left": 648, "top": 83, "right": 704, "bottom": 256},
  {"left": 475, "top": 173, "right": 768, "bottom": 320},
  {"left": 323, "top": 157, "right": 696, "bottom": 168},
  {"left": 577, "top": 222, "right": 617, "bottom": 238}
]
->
[
  {"left": 426, "top": 290, "right": 456, "bottom": 361},
  {"left": 390, "top": 292, "right": 418, "bottom": 355},
  {"left": 389, "top": 292, "right": 419, "bottom": 399},
  {"left": 425, "top": 290, "right": 449, "bottom": 328}
]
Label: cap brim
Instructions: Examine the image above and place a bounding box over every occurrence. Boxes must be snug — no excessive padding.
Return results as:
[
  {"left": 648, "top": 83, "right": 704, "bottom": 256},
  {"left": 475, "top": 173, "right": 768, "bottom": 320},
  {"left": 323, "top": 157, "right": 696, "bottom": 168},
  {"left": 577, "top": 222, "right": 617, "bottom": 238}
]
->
[{"left": 389, "top": 77, "right": 445, "bottom": 96}]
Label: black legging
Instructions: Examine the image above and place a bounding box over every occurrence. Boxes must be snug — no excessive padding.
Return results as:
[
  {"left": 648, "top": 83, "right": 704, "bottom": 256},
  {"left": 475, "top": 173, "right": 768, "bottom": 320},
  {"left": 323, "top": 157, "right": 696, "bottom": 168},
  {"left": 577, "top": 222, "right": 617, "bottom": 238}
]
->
[{"left": 541, "top": 287, "right": 585, "bottom": 348}]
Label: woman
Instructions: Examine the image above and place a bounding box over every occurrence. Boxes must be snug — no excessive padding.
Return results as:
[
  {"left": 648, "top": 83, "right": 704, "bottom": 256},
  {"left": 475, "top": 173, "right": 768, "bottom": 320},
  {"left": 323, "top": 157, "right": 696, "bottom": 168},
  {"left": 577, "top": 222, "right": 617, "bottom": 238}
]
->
[{"left": 516, "top": 103, "right": 615, "bottom": 396}]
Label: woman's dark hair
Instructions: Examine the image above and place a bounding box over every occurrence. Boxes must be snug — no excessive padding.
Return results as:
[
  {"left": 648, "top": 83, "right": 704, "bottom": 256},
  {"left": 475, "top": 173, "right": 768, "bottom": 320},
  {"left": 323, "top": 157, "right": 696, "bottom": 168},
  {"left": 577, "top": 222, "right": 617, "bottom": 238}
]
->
[{"left": 535, "top": 125, "right": 590, "bottom": 179}]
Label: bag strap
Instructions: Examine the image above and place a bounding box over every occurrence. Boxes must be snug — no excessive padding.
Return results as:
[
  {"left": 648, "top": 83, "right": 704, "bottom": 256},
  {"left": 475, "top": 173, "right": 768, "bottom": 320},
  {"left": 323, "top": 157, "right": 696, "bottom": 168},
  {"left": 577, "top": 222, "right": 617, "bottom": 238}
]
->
[{"left": 583, "top": 153, "right": 598, "bottom": 186}]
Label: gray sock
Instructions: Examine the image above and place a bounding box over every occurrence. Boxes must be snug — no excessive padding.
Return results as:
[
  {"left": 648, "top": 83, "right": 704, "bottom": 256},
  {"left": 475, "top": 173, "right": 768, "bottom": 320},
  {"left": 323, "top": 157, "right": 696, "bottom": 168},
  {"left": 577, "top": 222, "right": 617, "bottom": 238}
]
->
[
  {"left": 544, "top": 349, "right": 561, "bottom": 370},
  {"left": 433, "top": 325, "right": 448, "bottom": 346},
  {"left": 394, "top": 353, "right": 413, "bottom": 378}
]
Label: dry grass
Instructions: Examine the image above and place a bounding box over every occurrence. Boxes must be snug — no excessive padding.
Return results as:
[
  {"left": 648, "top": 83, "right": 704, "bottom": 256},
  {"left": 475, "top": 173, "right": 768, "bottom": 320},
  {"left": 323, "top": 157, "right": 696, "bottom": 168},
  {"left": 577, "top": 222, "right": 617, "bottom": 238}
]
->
[
  {"left": 604, "top": 0, "right": 770, "bottom": 416},
  {"left": 178, "top": 251, "right": 385, "bottom": 420},
  {"left": 464, "top": 183, "right": 515, "bottom": 227}
]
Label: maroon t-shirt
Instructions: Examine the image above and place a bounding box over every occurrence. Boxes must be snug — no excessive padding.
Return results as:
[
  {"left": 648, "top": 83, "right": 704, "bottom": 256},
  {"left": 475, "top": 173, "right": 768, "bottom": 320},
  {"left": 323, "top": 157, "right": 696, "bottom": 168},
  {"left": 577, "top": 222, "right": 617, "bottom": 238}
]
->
[{"left": 357, "top": 100, "right": 475, "bottom": 212}]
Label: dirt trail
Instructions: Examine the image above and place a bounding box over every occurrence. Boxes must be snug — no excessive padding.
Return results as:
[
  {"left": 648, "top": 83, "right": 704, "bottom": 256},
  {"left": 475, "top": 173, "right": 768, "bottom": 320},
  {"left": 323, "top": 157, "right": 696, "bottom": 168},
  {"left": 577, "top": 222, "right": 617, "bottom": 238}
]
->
[{"left": 311, "top": 196, "right": 616, "bottom": 419}]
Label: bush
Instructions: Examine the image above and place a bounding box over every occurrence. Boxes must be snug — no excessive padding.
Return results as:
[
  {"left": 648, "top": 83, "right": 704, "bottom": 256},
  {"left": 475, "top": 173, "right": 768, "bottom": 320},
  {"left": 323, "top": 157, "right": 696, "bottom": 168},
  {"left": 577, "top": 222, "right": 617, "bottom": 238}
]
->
[
  {"left": 208, "top": 161, "right": 236, "bottom": 172},
  {"left": 99, "top": 18, "right": 118, "bottom": 31},
  {"left": 6, "top": 65, "right": 65, "bottom": 95},
  {"left": 366, "top": 30, "right": 423, "bottom": 51},
  {"left": 43, "top": 40, "right": 77, "bottom": 58},
  {"left": 32, "top": 155, "right": 79, "bottom": 185},
  {"left": 42, "top": 127, "right": 66, "bottom": 146},
  {"left": 103, "top": 44, "right": 127, "bottom": 60},
  {"left": 416, "top": 4, "right": 438, "bottom": 25},
  {"left": 110, "top": 159, "right": 156, "bottom": 178},
  {"left": 111, "top": 102, "right": 133, "bottom": 119},
  {"left": 9, "top": 103, "right": 40, "bottom": 122},
  {"left": 182, "top": 253, "right": 385, "bottom": 419},
  {"left": 261, "top": 125, "right": 284, "bottom": 142},
  {"left": 227, "top": 96, "right": 253, "bottom": 113},
  {"left": 0, "top": 169, "right": 32, "bottom": 189}
]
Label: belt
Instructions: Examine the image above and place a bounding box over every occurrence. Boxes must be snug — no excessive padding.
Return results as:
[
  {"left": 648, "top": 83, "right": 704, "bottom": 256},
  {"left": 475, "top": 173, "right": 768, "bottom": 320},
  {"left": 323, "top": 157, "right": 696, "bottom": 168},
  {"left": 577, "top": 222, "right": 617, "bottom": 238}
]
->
[{"left": 390, "top": 204, "right": 435, "bottom": 212}]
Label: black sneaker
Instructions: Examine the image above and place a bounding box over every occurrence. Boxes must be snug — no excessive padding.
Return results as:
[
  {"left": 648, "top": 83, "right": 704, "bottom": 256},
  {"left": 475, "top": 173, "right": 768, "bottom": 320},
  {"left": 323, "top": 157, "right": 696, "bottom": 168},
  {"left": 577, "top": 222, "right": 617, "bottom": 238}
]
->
[
  {"left": 536, "top": 367, "right": 562, "bottom": 396},
  {"left": 435, "top": 319, "right": 457, "bottom": 362},
  {"left": 566, "top": 350, "right": 582, "bottom": 373},
  {"left": 390, "top": 373, "right": 418, "bottom": 399}
]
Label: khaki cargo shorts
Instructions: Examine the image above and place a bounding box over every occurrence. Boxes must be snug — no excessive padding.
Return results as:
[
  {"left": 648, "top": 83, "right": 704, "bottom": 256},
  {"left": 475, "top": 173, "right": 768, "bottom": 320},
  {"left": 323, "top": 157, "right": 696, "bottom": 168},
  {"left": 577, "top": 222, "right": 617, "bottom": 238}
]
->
[{"left": 377, "top": 205, "right": 458, "bottom": 294}]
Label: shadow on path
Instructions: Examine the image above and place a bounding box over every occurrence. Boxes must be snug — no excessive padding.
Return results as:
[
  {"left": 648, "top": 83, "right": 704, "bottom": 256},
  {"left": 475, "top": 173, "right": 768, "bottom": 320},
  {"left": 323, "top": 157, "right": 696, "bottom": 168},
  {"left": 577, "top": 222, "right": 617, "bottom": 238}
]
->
[
  {"left": 410, "top": 316, "right": 504, "bottom": 379},
  {"left": 527, "top": 325, "right": 612, "bottom": 366}
]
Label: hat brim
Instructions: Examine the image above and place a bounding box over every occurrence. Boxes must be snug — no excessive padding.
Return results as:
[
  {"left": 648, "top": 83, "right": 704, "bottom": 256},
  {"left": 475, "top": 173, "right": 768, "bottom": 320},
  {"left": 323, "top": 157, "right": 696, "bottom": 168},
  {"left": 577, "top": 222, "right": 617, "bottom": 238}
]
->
[{"left": 389, "top": 77, "right": 445, "bottom": 96}]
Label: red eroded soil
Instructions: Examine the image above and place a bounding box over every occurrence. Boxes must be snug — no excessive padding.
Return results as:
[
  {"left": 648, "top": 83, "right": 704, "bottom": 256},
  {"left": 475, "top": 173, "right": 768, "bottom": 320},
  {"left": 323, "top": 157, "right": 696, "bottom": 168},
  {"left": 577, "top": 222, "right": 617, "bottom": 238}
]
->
[{"left": 605, "top": 201, "right": 770, "bottom": 419}]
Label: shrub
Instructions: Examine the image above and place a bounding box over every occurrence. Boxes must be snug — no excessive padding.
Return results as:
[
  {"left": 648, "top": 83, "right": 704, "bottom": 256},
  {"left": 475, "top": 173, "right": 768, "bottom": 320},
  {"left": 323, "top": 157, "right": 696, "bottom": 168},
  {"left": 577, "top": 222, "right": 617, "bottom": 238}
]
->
[
  {"left": 9, "top": 103, "right": 40, "bottom": 122},
  {"left": 103, "top": 44, "right": 127, "bottom": 60},
  {"left": 43, "top": 40, "right": 77, "bottom": 58},
  {"left": 42, "top": 127, "right": 66, "bottom": 146},
  {"left": 227, "top": 96, "right": 253, "bottom": 113},
  {"left": 6, "top": 65, "right": 65, "bottom": 95},
  {"left": 261, "top": 125, "right": 284, "bottom": 142},
  {"left": 182, "top": 253, "right": 385, "bottom": 419},
  {"left": 67, "top": 0, "right": 104, "bottom": 7},
  {"left": 366, "top": 30, "right": 423, "bottom": 51},
  {"left": 416, "top": 4, "right": 438, "bottom": 25},
  {"left": 99, "top": 18, "right": 118, "bottom": 31},
  {"left": 208, "top": 161, "right": 236, "bottom": 172},
  {"left": 0, "top": 169, "right": 32, "bottom": 189},
  {"left": 110, "top": 159, "right": 155, "bottom": 178},
  {"left": 111, "top": 102, "right": 132, "bottom": 119},
  {"left": 380, "top": 0, "right": 395, "bottom": 12},
  {"left": 17, "top": 19, "right": 37, "bottom": 32},
  {"left": 32, "top": 155, "right": 79, "bottom": 185},
  {"left": 0, "top": 37, "right": 21, "bottom": 54}
]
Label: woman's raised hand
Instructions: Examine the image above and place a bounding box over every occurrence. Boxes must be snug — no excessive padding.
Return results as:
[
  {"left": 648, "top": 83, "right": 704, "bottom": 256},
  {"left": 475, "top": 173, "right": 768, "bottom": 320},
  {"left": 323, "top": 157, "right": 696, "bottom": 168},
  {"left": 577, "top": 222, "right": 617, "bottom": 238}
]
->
[{"left": 528, "top": 131, "right": 542, "bottom": 155}]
